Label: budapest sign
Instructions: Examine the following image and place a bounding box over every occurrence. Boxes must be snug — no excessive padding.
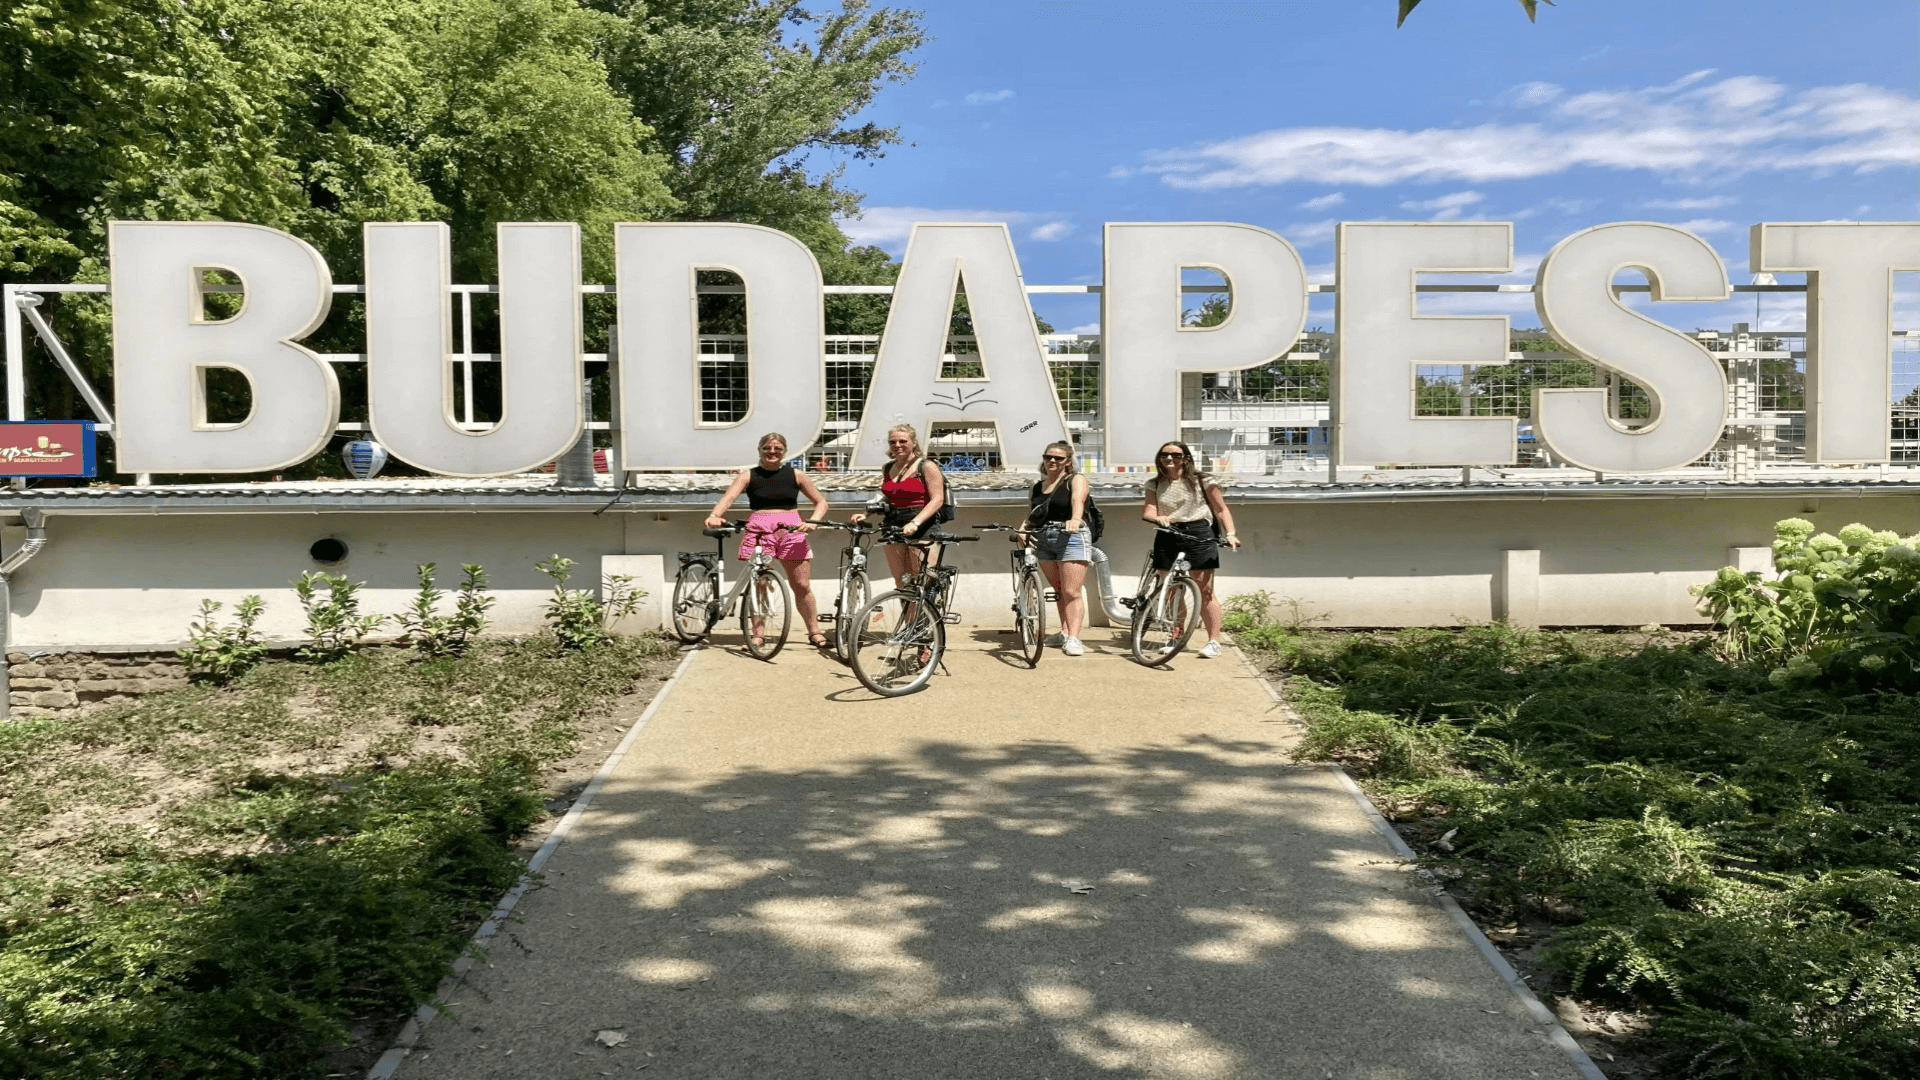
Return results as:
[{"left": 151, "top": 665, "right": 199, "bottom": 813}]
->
[{"left": 104, "top": 219, "right": 1920, "bottom": 476}]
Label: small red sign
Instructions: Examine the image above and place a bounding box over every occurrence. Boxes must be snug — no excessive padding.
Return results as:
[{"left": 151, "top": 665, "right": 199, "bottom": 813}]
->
[{"left": 0, "top": 422, "right": 96, "bottom": 476}]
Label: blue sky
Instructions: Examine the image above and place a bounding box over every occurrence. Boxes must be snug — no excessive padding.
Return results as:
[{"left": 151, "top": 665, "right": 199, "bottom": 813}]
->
[{"left": 832, "top": 0, "right": 1920, "bottom": 334}]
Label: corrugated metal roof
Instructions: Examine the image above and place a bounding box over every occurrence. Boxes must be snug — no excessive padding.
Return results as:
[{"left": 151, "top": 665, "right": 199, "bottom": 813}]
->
[{"left": 2, "top": 470, "right": 1917, "bottom": 515}]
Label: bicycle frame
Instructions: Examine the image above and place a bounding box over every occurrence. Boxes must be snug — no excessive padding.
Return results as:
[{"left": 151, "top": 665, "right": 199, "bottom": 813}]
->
[{"left": 677, "top": 524, "right": 784, "bottom": 628}]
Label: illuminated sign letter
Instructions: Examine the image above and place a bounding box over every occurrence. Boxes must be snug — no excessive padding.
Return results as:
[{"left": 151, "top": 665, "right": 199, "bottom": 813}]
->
[
  {"left": 849, "top": 223, "right": 1069, "bottom": 468},
  {"left": 1532, "top": 223, "right": 1730, "bottom": 473},
  {"left": 1103, "top": 223, "right": 1307, "bottom": 468},
  {"left": 1750, "top": 222, "right": 1920, "bottom": 464},
  {"left": 109, "top": 222, "right": 338, "bottom": 473},
  {"left": 1333, "top": 222, "right": 1515, "bottom": 466},
  {"left": 616, "top": 223, "right": 825, "bottom": 470},
  {"left": 365, "top": 222, "right": 585, "bottom": 476}
]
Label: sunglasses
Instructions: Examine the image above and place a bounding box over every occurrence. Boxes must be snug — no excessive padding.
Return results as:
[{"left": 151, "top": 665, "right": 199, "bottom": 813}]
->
[
  {"left": 1158, "top": 451, "right": 1187, "bottom": 460},
  {"left": 1042, "top": 455, "right": 1069, "bottom": 463}
]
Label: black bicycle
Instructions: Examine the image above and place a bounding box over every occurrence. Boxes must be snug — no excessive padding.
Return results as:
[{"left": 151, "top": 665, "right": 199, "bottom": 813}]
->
[
  {"left": 1123, "top": 525, "right": 1208, "bottom": 666},
  {"left": 847, "top": 527, "right": 978, "bottom": 696},
  {"left": 973, "top": 523, "right": 1058, "bottom": 668},
  {"left": 814, "top": 520, "right": 880, "bottom": 664}
]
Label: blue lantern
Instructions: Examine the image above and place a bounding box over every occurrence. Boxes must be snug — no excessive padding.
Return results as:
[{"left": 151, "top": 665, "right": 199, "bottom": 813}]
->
[{"left": 342, "top": 440, "right": 389, "bottom": 480}]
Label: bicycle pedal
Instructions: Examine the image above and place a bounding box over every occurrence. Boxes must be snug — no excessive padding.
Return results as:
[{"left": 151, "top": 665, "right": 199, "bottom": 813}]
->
[
  {"left": 1044, "top": 590, "right": 1058, "bottom": 603},
  {"left": 1119, "top": 597, "right": 1140, "bottom": 610},
  {"left": 817, "top": 613, "right": 835, "bottom": 623},
  {"left": 943, "top": 613, "right": 961, "bottom": 624}
]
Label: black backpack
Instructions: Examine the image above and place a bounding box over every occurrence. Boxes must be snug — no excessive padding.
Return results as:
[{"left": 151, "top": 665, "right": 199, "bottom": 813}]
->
[{"left": 926, "top": 459, "right": 957, "bottom": 523}]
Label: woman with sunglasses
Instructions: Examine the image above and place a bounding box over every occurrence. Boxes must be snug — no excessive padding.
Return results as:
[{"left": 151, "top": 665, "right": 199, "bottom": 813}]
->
[
  {"left": 1027, "top": 441, "right": 1092, "bottom": 655},
  {"left": 1143, "top": 441, "right": 1241, "bottom": 658},
  {"left": 850, "top": 423, "right": 948, "bottom": 588},
  {"left": 704, "top": 432, "right": 832, "bottom": 650}
]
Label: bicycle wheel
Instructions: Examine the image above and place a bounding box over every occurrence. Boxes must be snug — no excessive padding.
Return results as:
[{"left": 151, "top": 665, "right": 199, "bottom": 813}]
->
[
  {"left": 739, "top": 565, "right": 793, "bottom": 660},
  {"left": 669, "top": 561, "right": 718, "bottom": 643},
  {"left": 1014, "top": 571, "right": 1046, "bottom": 668},
  {"left": 833, "top": 569, "right": 870, "bottom": 664},
  {"left": 849, "top": 590, "right": 944, "bottom": 696},
  {"left": 1131, "top": 575, "right": 1201, "bottom": 667}
]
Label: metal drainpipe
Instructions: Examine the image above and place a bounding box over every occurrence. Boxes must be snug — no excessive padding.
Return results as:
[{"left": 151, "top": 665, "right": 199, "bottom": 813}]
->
[
  {"left": 1, "top": 508, "right": 48, "bottom": 718},
  {"left": 1087, "top": 546, "right": 1135, "bottom": 626}
]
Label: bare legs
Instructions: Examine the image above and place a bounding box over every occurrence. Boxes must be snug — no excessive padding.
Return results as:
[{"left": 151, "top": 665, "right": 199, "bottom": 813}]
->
[
  {"left": 1040, "top": 559, "right": 1087, "bottom": 639},
  {"left": 1192, "top": 568, "right": 1222, "bottom": 643},
  {"left": 779, "top": 557, "right": 821, "bottom": 639}
]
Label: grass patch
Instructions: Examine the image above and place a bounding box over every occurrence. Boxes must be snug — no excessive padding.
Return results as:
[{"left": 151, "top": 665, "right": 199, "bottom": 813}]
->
[
  {"left": 1240, "top": 622, "right": 1920, "bottom": 1080},
  {"left": 0, "top": 634, "right": 677, "bottom": 1079}
]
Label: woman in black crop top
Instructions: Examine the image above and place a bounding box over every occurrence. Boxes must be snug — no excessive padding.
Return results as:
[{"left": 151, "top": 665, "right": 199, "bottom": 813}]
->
[{"left": 705, "top": 432, "right": 832, "bottom": 650}]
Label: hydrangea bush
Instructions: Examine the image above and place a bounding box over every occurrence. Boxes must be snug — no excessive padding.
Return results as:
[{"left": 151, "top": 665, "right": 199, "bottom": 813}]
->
[{"left": 1693, "top": 518, "right": 1920, "bottom": 688}]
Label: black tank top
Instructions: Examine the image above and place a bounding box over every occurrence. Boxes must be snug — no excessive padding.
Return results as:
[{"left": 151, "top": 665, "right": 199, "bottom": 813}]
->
[
  {"left": 745, "top": 465, "right": 799, "bottom": 510},
  {"left": 1028, "top": 478, "right": 1074, "bottom": 524}
]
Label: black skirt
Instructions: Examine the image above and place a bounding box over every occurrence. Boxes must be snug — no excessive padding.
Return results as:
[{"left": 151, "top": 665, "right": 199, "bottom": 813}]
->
[{"left": 1151, "top": 519, "right": 1220, "bottom": 571}]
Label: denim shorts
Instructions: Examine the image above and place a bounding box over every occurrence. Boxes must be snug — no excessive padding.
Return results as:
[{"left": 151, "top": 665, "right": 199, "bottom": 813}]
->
[{"left": 1032, "top": 525, "right": 1092, "bottom": 563}]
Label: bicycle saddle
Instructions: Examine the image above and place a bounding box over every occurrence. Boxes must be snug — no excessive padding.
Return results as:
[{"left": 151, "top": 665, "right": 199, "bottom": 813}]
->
[{"left": 701, "top": 527, "right": 734, "bottom": 539}]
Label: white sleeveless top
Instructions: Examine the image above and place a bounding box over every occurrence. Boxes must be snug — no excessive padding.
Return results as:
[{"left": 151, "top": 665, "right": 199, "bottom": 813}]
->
[{"left": 1145, "top": 475, "right": 1218, "bottom": 523}]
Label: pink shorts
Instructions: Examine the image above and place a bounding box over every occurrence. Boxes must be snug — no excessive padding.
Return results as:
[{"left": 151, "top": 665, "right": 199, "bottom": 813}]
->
[{"left": 739, "top": 510, "right": 812, "bottom": 561}]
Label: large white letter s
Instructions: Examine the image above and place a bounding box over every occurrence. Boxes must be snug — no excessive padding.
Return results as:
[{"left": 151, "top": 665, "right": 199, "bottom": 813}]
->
[{"left": 1532, "top": 223, "right": 1729, "bottom": 473}]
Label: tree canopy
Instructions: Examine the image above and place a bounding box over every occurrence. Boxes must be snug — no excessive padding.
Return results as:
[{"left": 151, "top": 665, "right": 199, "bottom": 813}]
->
[{"left": 0, "top": 0, "right": 922, "bottom": 284}]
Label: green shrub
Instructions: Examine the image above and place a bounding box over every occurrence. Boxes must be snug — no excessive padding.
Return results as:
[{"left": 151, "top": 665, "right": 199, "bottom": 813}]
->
[
  {"left": 178, "top": 597, "right": 270, "bottom": 683},
  {"left": 534, "top": 556, "right": 643, "bottom": 652},
  {"left": 293, "top": 572, "right": 385, "bottom": 662},
  {"left": 1694, "top": 517, "right": 1920, "bottom": 690},
  {"left": 398, "top": 563, "right": 494, "bottom": 656}
]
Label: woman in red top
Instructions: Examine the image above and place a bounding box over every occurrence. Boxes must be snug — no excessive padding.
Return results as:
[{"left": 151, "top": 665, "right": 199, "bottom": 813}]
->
[{"left": 852, "top": 423, "right": 947, "bottom": 588}]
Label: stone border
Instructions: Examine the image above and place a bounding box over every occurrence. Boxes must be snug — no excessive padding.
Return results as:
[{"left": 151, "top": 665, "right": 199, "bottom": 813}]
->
[{"left": 6, "top": 650, "right": 190, "bottom": 715}]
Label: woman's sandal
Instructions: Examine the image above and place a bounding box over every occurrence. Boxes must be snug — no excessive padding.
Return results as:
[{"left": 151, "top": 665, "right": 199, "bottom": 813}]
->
[{"left": 808, "top": 632, "right": 831, "bottom": 649}]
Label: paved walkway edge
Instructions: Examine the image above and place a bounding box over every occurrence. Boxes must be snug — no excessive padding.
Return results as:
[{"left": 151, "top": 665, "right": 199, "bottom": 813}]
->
[
  {"left": 366, "top": 646, "right": 704, "bottom": 1080},
  {"left": 1227, "top": 641, "right": 1609, "bottom": 1080}
]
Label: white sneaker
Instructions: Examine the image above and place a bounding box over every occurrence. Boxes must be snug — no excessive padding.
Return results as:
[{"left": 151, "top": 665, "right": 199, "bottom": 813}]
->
[
  {"left": 1197, "top": 640, "right": 1222, "bottom": 659},
  {"left": 1046, "top": 632, "right": 1066, "bottom": 647},
  {"left": 1061, "top": 636, "right": 1085, "bottom": 656}
]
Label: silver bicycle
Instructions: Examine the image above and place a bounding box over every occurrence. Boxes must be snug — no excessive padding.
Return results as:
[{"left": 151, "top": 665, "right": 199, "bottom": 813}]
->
[
  {"left": 669, "top": 521, "right": 796, "bottom": 659},
  {"left": 973, "top": 523, "right": 1056, "bottom": 668}
]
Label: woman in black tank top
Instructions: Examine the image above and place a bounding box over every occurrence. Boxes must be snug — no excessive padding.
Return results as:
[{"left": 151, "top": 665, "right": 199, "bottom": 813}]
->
[{"left": 705, "top": 432, "right": 832, "bottom": 650}]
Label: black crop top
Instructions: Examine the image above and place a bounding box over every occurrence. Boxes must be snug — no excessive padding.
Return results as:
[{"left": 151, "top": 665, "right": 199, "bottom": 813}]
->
[
  {"left": 1028, "top": 478, "right": 1076, "bottom": 524},
  {"left": 745, "top": 465, "right": 800, "bottom": 510}
]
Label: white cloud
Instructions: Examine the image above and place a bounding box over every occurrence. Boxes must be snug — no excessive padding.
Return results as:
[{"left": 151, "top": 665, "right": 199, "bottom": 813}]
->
[
  {"left": 838, "top": 206, "right": 1065, "bottom": 250},
  {"left": 1671, "top": 218, "right": 1740, "bottom": 234},
  {"left": 965, "top": 89, "right": 1015, "bottom": 105},
  {"left": 1298, "top": 192, "right": 1345, "bottom": 211},
  {"left": 1141, "top": 74, "right": 1920, "bottom": 189},
  {"left": 1068, "top": 322, "right": 1101, "bottom": 334},
  {"left": 1283, "top": 219, "right": 1339, "bottom": 247},
  {"left": 1400, "top": 190, "right": 1485, "bottom": 220},
  {"left": 1644, "top": 196, "right": 1737, "bottom": 209}
]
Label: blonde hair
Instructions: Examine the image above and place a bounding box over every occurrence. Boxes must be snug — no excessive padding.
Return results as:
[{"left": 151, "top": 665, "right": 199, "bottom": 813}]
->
[
  {"left": 1038, "top": 440, "right": 1078, "bottom": 476},
  {"left": 884, "top": 424, "right": 923, "bottom": 479},
  {"left": 757, "top": 432, "right": 788, "bottom": 454}
]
